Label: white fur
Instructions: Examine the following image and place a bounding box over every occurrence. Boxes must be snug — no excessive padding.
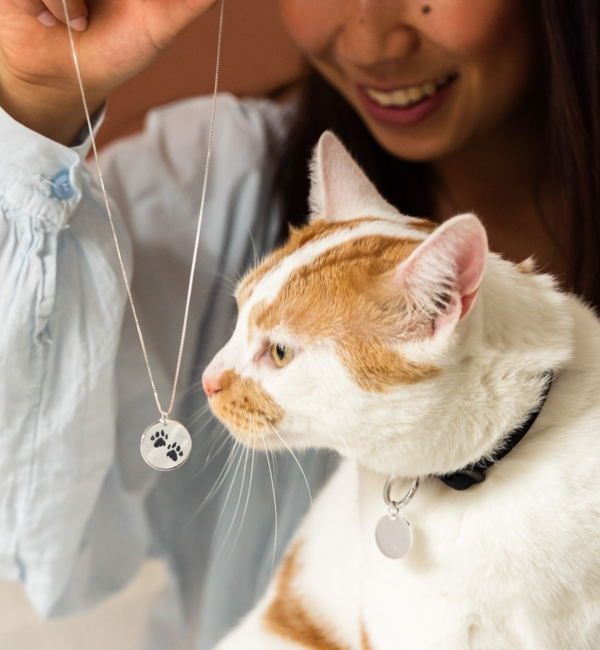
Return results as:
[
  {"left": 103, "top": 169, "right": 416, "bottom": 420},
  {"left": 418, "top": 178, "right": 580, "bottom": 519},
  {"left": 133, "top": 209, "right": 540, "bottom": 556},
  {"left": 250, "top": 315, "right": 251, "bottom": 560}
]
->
[{"left": 208, "top": 133, "right": 600, "bottom": 648}]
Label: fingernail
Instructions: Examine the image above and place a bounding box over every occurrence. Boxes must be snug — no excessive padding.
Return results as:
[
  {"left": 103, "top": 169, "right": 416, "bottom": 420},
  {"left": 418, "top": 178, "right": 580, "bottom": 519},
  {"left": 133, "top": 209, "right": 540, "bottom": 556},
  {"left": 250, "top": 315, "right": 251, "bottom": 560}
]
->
[
  {"left": 69, "top": 16, "right": 88, "bottom": 32},
  {"left": 36, "top": 10, "right": 57, "bottom": 27}
]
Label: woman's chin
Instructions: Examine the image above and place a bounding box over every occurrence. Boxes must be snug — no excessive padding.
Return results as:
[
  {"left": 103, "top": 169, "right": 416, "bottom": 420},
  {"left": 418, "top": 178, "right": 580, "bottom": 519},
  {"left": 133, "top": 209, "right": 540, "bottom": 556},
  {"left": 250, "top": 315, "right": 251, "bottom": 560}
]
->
[{"left": 365, "top": 119, "right": 470, "bottom": 163}]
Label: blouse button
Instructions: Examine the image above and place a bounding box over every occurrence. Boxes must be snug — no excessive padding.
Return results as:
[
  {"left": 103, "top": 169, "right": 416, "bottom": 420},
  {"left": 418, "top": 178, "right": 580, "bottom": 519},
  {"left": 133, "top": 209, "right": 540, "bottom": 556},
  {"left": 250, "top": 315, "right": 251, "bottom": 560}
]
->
[{"left": 51, "top": 170, "right": 75, "bottom": 200}]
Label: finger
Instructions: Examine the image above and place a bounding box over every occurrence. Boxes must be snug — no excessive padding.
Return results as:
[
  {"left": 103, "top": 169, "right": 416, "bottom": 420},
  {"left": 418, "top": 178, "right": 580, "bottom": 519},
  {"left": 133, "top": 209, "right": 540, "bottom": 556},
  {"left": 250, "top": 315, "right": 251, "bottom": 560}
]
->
[
  {"left": 168, "top": 0, "right": 220, "bottom": 32},
  {"left": 43, "top": 0, "right": 88, "bottom": 30},
  {"left": 11, "top": 0, "right": 54, "bottom": 25},
  {"left": 186, "top": 0, "right": 220, "bottom": 10}
]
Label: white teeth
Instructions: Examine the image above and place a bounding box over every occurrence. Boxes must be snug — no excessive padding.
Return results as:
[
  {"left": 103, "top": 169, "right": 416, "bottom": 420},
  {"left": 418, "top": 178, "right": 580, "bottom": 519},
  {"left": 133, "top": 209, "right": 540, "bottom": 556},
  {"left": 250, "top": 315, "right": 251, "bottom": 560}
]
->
[
  {"left": 365, "top": 75, "right": 452, "bottom": 108},
  {"left": 422, "top": 82, "right": 436, "bottom": 97},
  {"left": 408, "top": 86, "right": 423, "bottom": 102},
  {"left": 368, "top": 89, "right": 391, "bottom": 105},
  {"left": 392, "top": 89, "right": 410, "bottom": 106}
]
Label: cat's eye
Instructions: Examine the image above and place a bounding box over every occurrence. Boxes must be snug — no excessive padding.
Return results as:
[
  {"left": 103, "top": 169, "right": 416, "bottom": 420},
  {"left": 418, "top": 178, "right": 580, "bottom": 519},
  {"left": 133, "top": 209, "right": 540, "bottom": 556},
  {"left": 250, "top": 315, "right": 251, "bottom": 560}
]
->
[{"left": 269, "top": 343, "right": 294, "bottom": 368}]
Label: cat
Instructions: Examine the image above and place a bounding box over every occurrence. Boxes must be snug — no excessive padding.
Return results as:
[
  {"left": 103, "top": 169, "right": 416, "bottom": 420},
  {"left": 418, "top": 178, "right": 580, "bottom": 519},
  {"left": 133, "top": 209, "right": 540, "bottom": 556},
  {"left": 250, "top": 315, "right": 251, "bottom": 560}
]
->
[{"left": 201, "top": 132, "right": 600, "bottom": 649}]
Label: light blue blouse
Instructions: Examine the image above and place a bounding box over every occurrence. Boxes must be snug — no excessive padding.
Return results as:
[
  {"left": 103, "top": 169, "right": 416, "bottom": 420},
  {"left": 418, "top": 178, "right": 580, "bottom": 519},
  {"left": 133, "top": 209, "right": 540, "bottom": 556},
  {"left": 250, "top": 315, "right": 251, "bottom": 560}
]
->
[{"left": 0, "top": 94, "right": 336, "bottom": 649}]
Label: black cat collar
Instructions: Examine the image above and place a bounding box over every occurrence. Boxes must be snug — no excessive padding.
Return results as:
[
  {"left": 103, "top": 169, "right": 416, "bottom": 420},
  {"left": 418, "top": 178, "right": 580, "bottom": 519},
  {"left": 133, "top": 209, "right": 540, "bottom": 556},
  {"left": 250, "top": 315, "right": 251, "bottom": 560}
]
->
[{"left": 438, "top": 372, "right": 554, "bottom": 491}]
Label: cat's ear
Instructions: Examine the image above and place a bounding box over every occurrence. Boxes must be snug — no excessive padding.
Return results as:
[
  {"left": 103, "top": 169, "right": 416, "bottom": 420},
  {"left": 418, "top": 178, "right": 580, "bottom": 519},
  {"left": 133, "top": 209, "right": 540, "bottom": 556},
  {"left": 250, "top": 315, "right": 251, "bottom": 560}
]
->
[
  {"left": 309, "top": 131, "right": 402, "bottom": 223},
  {"left": 395, "top": 214, "right": 488, "bottom": 331}
]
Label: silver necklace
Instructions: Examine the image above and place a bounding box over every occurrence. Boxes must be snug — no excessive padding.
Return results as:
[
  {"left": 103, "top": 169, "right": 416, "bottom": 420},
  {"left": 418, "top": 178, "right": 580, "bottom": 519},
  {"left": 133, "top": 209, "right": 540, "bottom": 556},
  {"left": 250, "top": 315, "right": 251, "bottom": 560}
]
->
[{"left": 61, "top": 0, "right": 226, "bottom": 470}]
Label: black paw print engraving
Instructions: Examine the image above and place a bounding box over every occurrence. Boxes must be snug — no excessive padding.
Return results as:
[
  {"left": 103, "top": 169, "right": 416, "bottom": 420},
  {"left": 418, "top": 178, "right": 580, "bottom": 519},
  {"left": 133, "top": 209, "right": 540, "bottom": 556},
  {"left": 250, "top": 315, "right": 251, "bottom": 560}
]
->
[
  {"left": 167, "top": 443, "right": 183, "bottom": 462},
  {"left": 151, "top": 430, "right": 168, "bottom": 448}
]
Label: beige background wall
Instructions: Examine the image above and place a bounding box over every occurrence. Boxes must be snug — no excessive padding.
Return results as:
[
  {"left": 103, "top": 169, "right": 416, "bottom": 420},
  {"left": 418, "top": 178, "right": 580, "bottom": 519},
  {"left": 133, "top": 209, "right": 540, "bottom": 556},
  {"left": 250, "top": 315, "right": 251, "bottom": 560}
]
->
[{"left": 97, "top": 0, "right": 303, "bottom": 147}]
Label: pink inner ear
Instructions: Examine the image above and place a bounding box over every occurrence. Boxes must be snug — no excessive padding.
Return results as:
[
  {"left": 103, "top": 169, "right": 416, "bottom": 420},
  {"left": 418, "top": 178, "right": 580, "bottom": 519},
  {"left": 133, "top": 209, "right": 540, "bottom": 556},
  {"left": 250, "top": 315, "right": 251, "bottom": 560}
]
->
[
  {"left": 455, "top": 232, "right": 488, "bottom": 295},
  {"left": 400, "top": 214, "right": 488, "bottom": 327},
  {"left": 453, "top": 224, "right": 488, "bottom": 319}
]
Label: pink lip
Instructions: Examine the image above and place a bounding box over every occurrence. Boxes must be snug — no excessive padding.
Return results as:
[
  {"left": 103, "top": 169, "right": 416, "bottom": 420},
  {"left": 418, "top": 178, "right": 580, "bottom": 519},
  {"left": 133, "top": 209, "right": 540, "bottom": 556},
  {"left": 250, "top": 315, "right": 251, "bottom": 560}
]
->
[{"left": 357, "top": 77, "right": 457, "bottom": 126}]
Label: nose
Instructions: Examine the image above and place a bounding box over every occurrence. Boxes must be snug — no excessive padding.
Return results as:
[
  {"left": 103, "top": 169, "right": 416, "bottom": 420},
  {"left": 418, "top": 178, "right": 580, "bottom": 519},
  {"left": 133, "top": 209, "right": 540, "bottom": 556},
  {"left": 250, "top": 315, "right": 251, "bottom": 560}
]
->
[
  {"left": 337, "top": 3, "right": 419, "bottom": 70},
  {"left": 202, "top": 369, "right": 223, "bottom": 399}
]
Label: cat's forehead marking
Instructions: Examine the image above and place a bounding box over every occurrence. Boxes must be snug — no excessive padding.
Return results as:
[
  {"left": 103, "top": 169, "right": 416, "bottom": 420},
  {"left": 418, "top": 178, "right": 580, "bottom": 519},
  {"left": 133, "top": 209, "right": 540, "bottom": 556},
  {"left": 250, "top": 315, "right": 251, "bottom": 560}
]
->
[
  {"left": 241, "top": 218, "right": 427, "bottom": 318},
  {"left": 237, "top": 217, "right": 385, "bottom": 308},
  {"left": 249, "top": 233, "right": 440, "bottom": 391},
  {"left": 250, "top": 234, "right": 420, "bottom": 337},
  {"left": 408, "top": 217, "right": 437, "bottom": 233},
  {"left": 237, "top": 217, "right": 432, "bottom": 309},
  {"left": 209, "top": 369, "right": 283, "bottom": 436}
]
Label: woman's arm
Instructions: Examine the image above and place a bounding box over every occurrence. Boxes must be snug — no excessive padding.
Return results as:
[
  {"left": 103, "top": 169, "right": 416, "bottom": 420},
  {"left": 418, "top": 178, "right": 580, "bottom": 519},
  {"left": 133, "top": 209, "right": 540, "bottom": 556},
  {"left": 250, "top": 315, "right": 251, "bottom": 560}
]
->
[{"left": 0, "top": 103, "right": 133, "bottom": 614}]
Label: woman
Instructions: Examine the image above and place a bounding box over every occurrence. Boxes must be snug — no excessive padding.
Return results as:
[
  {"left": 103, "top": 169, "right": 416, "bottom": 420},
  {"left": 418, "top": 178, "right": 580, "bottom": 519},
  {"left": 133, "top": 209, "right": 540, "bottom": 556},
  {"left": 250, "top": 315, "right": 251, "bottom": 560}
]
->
[{"left": 0, "top": 0, "right": 598, "bottom": 648}]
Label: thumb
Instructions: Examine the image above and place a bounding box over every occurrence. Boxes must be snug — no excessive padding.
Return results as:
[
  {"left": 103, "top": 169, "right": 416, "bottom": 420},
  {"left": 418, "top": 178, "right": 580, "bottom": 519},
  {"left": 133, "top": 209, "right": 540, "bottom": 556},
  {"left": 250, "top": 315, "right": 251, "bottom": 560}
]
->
[
  {"left": 144, "top": 0, "right": 221, "bottom": 53},
  {"left": 170, "top": 0, "right": 220, "bottom": 29}
]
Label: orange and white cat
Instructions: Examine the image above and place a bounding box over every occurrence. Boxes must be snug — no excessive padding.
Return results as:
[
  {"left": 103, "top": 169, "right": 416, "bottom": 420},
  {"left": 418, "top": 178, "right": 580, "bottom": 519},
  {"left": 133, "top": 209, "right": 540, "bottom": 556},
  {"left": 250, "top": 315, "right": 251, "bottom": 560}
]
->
[{"left": 202, "top": 133, "right": 600, "bottom": 649}]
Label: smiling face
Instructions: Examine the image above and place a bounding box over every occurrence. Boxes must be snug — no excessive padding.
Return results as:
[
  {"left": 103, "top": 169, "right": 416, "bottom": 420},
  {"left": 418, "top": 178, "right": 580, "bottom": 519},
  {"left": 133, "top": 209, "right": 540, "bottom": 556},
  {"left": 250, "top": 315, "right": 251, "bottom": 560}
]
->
[{"left": 280, "top": 0, "right": 539, "bottom": 161}]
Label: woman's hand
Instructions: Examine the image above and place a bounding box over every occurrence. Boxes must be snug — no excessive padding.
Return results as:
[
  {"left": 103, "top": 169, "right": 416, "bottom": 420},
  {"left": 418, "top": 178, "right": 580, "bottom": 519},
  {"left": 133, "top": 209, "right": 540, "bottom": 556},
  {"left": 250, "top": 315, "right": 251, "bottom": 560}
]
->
[{"left": 0, "top": 0, "right": 219, "bottom": 143}]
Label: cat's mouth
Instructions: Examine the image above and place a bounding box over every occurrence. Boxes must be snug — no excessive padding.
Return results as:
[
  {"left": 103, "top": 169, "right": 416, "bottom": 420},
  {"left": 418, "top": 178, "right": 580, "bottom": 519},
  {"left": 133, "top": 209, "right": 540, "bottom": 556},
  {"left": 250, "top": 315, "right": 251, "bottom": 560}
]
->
[
  {"left": 210, "top": 406, "right": 287, "bottom": 452},
  {"left": 210, "top": 395, "right": 282, "bottom": 441}
]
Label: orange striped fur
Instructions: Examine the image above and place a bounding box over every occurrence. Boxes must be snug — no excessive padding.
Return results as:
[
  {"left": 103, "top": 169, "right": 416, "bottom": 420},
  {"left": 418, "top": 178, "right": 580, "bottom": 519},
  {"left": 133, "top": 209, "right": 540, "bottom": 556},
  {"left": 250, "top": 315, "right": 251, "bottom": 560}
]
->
[
  {"left": 237, "top": 217, "right": 433, "bottom": 308},
  {"left": 263, "top": 543, "right": 347, "bottom": 650},
  {"left": 407, "top": 217, "right": 437, "bottom": 233},
  {"left": 248, "top": 231, "right": 439, "bottom": 391},
  {"left": 361, "top": 623, "right": 374, "bottom": 650}
]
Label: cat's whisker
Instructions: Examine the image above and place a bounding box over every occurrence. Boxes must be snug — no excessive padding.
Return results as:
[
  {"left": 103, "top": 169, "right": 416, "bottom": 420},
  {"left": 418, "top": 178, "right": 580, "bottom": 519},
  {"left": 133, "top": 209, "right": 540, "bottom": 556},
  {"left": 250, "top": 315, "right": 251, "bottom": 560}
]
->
[
  {"left": 231, "top": 443, "right": 256, "bottom": 555},
  {"left": 186, "top": 401, "right": 213, "bottom": 428},
  {"left": 268, "top": 423, "right": 313, "bottom": 507},
  {"left": 262, "top": 432, "right": 278, "bottom": 577},
  {"left": 191, "top": 422, "right": 231, "bottom": 479},
  {"left": 204, "top": 426, "right": 232, "bottom": 468},
  {"left": 235, "top": 232, "right": 264, "bottom": 285},
  {"left": 190, "top": 421, "right": 222, "bottom": 459},
  {"left": 188, "top": 437, "right": 240, "bottom": 523},
  {"left": 247, "top": 228, "right": 259, "bottom": 268},
  {"left": 209, "top": 437, "right": 241, "bottom": 493},
  {"left": 213, "top": 438, "right": 247, "bottom": 544},
  {"left": 206, "top": 267, "right": 239, "bottom": 294},
  {"left": 218, "top": 438, "right": 251, "bottom": 556}
]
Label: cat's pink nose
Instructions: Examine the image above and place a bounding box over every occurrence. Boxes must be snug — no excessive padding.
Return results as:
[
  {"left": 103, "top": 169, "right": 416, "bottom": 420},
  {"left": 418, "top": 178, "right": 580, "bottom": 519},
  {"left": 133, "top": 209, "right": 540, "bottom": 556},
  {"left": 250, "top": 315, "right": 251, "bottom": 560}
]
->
[{"left": 202, "top": 370, "right": 223, "bottom": 399}]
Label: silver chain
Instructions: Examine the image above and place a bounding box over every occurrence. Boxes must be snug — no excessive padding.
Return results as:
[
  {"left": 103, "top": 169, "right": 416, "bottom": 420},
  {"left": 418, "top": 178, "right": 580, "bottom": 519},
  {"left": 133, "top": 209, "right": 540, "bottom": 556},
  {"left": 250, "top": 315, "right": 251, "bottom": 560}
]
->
[{"left": 61, "top": 0, "right": 225, "bottom": 418}]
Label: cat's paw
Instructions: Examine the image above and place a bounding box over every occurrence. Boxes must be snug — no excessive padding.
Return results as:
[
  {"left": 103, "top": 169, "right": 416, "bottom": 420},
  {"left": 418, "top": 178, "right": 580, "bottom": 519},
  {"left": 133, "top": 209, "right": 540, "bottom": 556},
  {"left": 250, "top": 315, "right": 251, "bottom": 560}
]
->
[
  {"left": 151, "top": 430, "right": 168, "bottom": 448},
  {"left": 167, "top": 443, "right": 183, "bottom": 462}
]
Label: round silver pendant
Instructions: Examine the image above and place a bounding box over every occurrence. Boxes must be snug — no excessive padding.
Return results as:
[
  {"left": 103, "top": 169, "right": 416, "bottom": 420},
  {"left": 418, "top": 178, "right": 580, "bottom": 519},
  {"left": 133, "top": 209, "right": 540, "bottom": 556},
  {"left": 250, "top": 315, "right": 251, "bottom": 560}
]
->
[
  {"left": 140, "top": 419, "right": 192, "bottom": 471},
  {"left": 375, "top": 513, "right": 413, "bottom": 559}
]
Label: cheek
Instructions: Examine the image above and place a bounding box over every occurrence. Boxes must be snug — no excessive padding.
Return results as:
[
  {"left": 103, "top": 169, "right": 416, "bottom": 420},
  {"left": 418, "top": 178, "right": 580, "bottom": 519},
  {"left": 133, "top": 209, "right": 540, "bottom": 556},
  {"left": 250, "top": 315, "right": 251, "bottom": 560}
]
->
[
  {"left": 279, "top": 0, "right": 342, "bottom": 54},
  {"left": 422, "top": 0, "right": 538, "bottom": 143},
  {"left": 425, "top": 0, "right": 535, "bottom": 81},
  {"left": 424, "top": 0, "right": 519, "bottom": 53}
]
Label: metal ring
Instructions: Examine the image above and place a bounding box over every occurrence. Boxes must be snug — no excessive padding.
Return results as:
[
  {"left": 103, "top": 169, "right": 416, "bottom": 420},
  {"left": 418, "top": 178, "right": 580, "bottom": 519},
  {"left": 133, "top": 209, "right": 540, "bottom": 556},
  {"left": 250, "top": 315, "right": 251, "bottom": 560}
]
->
[{"left": 383, "top": 476, "right": 420, "bottom": 510}]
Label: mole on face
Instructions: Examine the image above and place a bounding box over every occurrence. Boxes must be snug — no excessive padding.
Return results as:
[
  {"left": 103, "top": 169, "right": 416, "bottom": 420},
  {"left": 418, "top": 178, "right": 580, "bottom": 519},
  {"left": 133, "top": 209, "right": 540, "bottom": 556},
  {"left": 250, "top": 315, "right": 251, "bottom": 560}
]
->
[{"left": 422, "top": 5, "right": 432, "bottom": 14}]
